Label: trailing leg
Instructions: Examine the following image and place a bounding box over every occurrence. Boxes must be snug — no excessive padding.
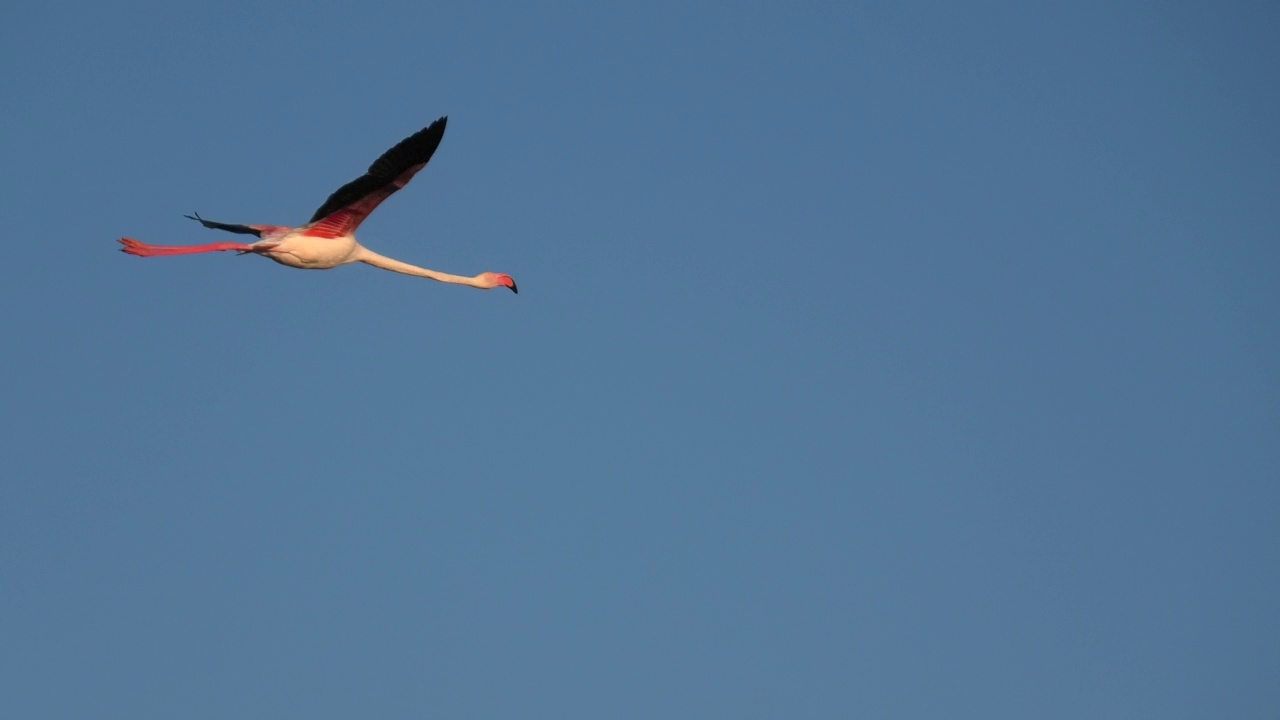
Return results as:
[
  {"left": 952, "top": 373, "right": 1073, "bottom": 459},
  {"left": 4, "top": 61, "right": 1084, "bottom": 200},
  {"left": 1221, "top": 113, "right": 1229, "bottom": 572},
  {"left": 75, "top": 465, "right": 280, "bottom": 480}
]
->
[{"left": 118, "top": 237, "right": 255, "bottom": 257}]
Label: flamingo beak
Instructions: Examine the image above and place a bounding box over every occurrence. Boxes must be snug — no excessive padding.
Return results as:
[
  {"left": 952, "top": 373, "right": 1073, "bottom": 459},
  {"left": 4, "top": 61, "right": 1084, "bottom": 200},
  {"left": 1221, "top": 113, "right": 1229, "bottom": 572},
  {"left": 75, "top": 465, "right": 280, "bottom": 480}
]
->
[{"left": 507, "top": 280, "right": 518, "bottom": 294}]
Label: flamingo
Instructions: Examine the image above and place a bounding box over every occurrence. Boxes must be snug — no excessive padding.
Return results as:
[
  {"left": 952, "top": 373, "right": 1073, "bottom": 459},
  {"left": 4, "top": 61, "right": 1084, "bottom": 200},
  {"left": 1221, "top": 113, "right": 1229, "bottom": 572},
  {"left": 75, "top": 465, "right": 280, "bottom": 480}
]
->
[{"left": 118, "top": 117, "right": 517, "bottom": 293}]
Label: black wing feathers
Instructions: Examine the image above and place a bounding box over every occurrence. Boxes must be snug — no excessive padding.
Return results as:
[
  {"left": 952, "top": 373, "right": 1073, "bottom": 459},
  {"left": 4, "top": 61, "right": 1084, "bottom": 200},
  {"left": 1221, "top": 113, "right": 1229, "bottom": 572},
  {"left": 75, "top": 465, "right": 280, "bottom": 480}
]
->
[
  {"left": 308, "top": 117, "right": 448, "bottom": 224},
  {"left": 185, "top": 213, "right": 261, "bottom": 237}
]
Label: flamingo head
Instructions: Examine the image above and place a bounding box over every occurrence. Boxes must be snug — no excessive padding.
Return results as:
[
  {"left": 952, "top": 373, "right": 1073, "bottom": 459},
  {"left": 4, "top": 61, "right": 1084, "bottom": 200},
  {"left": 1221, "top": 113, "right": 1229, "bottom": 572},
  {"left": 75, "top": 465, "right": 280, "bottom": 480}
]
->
[{"left": 481, "top": 272, "right": 518, "bottom": 294}]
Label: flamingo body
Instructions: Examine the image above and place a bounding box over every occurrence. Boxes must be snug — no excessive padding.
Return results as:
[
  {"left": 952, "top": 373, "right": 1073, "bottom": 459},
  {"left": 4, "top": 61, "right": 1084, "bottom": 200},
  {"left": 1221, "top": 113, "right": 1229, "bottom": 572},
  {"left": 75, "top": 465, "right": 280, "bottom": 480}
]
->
[
  {"left": 258, "top": 230, "right": 360, "bottom": 270},
  {"left": 119, "top": 117, "right": 517, "bottom": 293}
]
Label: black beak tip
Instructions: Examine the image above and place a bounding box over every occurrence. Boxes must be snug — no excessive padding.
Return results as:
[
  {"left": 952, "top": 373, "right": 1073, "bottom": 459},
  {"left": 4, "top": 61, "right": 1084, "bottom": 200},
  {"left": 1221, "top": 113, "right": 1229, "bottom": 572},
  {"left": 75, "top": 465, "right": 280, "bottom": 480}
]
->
[{"left": 509, "top": 282, "right": 518, "bottom": 294}]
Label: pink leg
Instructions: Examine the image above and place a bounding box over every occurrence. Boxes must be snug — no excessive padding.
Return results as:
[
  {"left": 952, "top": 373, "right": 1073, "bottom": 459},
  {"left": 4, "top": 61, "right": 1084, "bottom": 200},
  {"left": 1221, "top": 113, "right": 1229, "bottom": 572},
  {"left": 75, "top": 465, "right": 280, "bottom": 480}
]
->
[{"left": 118, "top": 237, "right": 255, "bottom": 257}]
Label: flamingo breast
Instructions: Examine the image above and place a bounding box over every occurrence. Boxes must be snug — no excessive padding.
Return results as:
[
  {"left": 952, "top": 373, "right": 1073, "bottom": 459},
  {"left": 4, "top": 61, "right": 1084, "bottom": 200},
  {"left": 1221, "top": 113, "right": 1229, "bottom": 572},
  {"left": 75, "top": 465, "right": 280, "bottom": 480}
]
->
[{"left": 260, "top": 232, "right": 360, "bottom": 269}]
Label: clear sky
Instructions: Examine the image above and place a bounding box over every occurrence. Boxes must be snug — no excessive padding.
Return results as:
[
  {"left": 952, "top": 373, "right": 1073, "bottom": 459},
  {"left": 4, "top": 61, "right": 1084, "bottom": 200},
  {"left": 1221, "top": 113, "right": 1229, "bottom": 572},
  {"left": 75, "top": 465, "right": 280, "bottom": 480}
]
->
[{"left": 1, "top": 2, "right": 1277, "bottom": 717}]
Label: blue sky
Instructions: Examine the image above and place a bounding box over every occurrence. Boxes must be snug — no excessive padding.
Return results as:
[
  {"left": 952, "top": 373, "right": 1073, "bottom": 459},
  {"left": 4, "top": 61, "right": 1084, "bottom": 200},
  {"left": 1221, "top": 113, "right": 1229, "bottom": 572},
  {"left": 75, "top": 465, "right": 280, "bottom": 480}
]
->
[{"left": 1, "top": 2, "right": 1277, "bottom": 717}]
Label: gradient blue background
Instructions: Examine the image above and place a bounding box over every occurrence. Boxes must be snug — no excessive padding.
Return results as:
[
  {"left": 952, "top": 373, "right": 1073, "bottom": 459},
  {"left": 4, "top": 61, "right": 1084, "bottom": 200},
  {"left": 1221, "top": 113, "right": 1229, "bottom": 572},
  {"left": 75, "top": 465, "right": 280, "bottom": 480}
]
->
[{"left": 2, "top": 2, "right": 1277, "bottom": 717}]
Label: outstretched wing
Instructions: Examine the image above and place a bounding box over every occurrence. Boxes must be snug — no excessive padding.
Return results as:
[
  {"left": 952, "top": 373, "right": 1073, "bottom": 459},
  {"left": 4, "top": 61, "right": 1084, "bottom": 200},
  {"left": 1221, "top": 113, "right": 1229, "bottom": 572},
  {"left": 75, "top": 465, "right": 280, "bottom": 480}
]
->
[
  {"left": 304, "top": 117, "right": 447, "bottom": 238},
  {"left": 185, "top": 212, "right": 288, "bottom": 238}
]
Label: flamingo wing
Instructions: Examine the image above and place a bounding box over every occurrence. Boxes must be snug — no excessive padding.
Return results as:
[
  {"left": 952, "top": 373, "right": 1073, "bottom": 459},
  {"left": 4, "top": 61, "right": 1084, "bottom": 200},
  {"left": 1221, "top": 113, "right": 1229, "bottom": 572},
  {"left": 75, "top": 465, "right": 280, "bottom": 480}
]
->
[
  {"left": 304, "top": 116, "right": 448, "bottom": 238},
  {"left": 184, "top": 212, "right": 288, "bottom": 238},
  {"left": 186, "top": 214, "right": 262, "bottom": 236}
]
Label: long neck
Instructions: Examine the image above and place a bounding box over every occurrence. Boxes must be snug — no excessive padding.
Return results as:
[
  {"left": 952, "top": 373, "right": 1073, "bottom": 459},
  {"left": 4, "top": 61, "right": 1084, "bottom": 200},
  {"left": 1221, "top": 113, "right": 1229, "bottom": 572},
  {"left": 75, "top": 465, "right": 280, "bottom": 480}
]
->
[{"left": 355, "top": 247, "right": 483, "bottom": 288}]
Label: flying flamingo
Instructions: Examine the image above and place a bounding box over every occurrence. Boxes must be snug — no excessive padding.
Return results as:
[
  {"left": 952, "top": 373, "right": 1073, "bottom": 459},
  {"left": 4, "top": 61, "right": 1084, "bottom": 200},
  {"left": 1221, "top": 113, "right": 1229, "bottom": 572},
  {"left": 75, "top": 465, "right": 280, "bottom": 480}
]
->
[{"left": 118, "top": 117, "right": 517, "bottom": 293}]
